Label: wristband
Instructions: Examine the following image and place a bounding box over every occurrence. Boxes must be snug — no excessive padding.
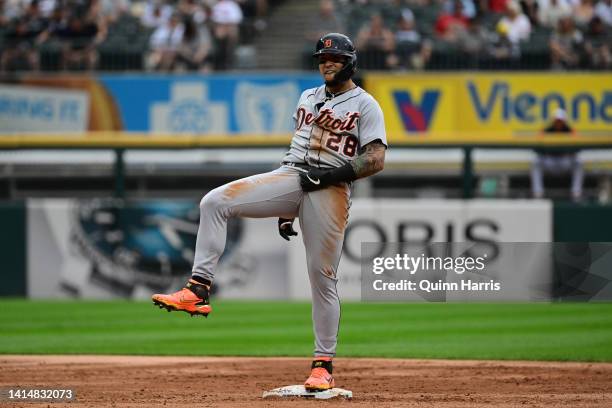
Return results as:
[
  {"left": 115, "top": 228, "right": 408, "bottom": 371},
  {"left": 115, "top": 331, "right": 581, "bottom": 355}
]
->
[{"left": 326, "top": 163, "right": 357, "bottom": 184}]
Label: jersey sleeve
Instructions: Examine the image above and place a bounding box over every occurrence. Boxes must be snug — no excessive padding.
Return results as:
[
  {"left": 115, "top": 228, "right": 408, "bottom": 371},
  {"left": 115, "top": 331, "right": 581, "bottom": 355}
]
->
[{"left": 358, "top": 95, "right": 388, "bottom": 148}]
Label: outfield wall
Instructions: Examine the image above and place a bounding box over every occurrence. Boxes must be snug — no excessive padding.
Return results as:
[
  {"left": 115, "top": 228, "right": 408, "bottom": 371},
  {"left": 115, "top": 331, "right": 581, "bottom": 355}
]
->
[
  {"left": 1, "top": 73, "right": 610, "bottom": 144},
  {"left": 26, "top": 199, "right": 287, "bottom": 300},
  {"left": 289, "top": 199, "right": 551, "bottom": 300},
  {"left": 3, "top": 198, "right": 612, "bottom": 299},
  {"left": 0, "top": 201, "right": 26, "bottom": 297}
]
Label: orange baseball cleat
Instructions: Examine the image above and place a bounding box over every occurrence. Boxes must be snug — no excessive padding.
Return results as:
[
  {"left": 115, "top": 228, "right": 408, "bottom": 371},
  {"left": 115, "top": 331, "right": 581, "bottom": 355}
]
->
[
  {"left": 304, "top": 358, "right": 335, "bottom": 392},
  {"left": 152, "top": 279, "right": 212, "bottom": 317}
]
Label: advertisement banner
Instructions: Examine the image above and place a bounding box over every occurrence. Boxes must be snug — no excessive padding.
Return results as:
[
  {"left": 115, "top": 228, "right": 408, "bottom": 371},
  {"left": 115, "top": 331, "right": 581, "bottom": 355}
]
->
[
  {"left": 27, "top": 199, "right": 287, "bottom": 299},
  {"left": 0, "top": 84, "right": 90, "bottom": 132},
  {"left": 1, "top": 74, "right": 321, "bottom": 134},
  {"left": 1, "top": 76, "right": 123, "bottom": 131},
  {"left": 366, "top": 73, "right": 612, "bottom": 142},
  {"left": 98, "top": 74, "right": 321, "bottom": 133},
  {"left": 19, "top": 198, "right": 612, "bottom": 301},
  {"left": 365, "top": 74, "right": 459, "bottom": 133},
  {"left": 289, "top": 199, "right": 552, "bottom": 301},
  {"left": 2, "top": 73, "right": 609, "bottom": 145}
]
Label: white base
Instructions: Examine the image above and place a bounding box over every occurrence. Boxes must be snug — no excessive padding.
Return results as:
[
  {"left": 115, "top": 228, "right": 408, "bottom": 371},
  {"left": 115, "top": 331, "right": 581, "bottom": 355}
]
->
[{"left": 262, "top": 385, "right": 353, "bottom": 400}]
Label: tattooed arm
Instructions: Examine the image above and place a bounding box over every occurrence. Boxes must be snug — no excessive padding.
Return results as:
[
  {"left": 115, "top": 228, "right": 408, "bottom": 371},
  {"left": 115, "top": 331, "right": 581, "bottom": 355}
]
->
[
  {"left": 350, "top": 139, "right": 386, "bottom": 179},
  {"left": 299, "top": 139, "right": 386, "bottom": 192}
]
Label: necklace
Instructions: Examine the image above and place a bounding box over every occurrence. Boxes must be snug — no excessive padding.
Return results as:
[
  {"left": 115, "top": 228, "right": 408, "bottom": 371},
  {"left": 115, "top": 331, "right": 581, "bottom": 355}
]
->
[{"left": 325, "top": 85, "right": 357, "bottom": 101}]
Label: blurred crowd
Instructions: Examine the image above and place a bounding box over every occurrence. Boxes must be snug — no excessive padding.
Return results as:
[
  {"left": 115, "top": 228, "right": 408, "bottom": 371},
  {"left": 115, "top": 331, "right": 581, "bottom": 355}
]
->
[
  {"left": 0, "top": 0, "right": 271, "bottom": 71},
  {"left": 1, "top": 0, "right": 610, "bottom": 72},
  {"left": 306, "top": 0, "right": 612, "bottom": 70}
]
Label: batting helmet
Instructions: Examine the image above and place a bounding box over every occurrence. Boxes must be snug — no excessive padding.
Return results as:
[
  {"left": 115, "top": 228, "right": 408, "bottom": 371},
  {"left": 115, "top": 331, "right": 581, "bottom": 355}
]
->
[{"left": 313, "top": 33, "right": 357, "bottom": 82}]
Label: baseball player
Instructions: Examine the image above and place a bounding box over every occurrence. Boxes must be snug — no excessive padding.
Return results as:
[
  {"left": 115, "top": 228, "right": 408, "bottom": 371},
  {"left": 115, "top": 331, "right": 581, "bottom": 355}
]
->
[
  {"left": 531, "top": 108, "right": 583, "bottom": 201},
  {"left": 152, "top": 32, "right": 387, "bottom": 391}
]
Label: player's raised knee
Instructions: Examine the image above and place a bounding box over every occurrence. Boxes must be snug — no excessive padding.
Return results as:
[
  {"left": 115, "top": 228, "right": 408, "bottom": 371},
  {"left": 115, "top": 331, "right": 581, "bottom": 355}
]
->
[{"left": 199, "top": 189, "right": 225, "bottom": 213}]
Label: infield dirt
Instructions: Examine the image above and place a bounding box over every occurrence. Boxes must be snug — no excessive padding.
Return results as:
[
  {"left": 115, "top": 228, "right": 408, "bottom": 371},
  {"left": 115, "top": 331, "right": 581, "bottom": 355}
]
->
[{"left": 1, "top": 356, "right": 610, "bottom": 407}]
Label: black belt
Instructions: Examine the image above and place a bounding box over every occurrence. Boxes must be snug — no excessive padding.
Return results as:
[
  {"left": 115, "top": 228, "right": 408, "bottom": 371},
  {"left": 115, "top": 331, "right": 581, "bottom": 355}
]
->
[
  {"left": 283, "top": 161, "right": 338, "bottom": 172},
  {"left": 282, "top": 161, "right": 310, "bottom": 171}
]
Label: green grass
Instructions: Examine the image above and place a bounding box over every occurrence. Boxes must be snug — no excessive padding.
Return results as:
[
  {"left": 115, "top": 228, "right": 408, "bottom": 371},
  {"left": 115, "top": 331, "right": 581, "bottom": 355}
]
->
[{"left": 1, "top": 300, "right": 612, "bottom": 361}]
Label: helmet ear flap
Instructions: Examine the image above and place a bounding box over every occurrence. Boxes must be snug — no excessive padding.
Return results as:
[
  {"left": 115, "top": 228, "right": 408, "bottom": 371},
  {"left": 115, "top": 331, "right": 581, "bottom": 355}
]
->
[
  {"left": 334, "top": 54, "right": 356, "bottom": 82},
  {"left": 313, "top": 33, "right": 357, "bottom": 82}
]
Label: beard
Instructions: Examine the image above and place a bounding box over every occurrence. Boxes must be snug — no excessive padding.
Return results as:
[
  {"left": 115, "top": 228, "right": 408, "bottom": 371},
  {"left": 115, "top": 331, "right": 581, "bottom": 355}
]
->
[
  {"left": 325, "top": 70, "right": 347, "bottom": 87},
  {"left": 324, "top": 76, "right": 341, "bottom": 87},
  {"left": 324, "top": 67, "right": 350, "bottom": 87}
]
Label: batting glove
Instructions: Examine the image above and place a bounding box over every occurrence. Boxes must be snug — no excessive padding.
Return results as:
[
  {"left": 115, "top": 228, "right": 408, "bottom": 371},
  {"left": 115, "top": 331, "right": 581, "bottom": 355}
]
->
[{"left": 278, "top": 218, "right": 298, "bottom": 241}]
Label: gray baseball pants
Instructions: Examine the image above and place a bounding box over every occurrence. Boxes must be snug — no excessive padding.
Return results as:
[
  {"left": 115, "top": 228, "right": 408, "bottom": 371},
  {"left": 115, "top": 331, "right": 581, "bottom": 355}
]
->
[
  {"left": 191, "top": 165, "right": 350, "bottom": 357},
  {"left": 530, "top": 154, "right": 584, "bottom": 199}
]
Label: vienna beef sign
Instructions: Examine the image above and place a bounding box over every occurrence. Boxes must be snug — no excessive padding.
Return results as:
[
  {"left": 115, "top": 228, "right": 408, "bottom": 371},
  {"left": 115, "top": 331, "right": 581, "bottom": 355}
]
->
[{"left": 365, "top": 73, "right": 611, "bottom": 140}]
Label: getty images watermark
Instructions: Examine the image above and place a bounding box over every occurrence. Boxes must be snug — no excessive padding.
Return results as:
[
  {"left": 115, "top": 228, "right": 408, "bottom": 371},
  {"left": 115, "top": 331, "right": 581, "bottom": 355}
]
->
[
  {"left": 360, "top": 243, "right": 612, "bottom": 302},
  {"left": 371, "top": 252, "right": 500, "bottom": 293}
]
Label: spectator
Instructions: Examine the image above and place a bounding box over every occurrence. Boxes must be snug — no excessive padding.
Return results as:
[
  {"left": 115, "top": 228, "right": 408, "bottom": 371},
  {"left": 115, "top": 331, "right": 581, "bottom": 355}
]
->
[
  {"left": 391, "top": 8, "right": 432, "bottom": 69},
  {"left": 2, "top": 0, "right": 24, "bottom": 21},
  {"left": 86, "top": 0, "right": 130, "bottom": 26},
  {"left": 235, "top": 0, "right": 268, "bottom": 32},
  {"left": 550, "top": 15, "right": 583, "bottom": 69},
  {"left": 406, "top": 0, "right": 434, "bottom": 6},
  {"left": 23, "top": 0, "right": 47, "bottom": 36},
  {"left": 594, "top": 0, "right": 612, "bottom": 26},
  {"left": 305, "top": 0, "right": 344, "bottom": 42},
  {"left": 1, "top": 0, "right": 48, "bottom": 71},
  {"left": 211, "top": 0, "right": 243, "bottom": 70},
  {"left": 530, "top": 108, "right": 583, "bottom": 201},
  {"left": 148, "top": 12, "right": 184, "bottom": 70},
  {"left": 573, "top": 0, "right": 595, "bottom": 27},
  {"left": 583, "top": 15, "right": 611, "bottom": 68},
  {"left": 66, "top": 0, "right": 93, "bottom": 18},
  {"left": 38, "top": 0, "right": 57, "bottom": 18},
  {"left": 487, "top": 1, "right": 531, "bottom": 63},
  {"left": 496, "top": 0, "right": 531, "bottom": 44},
  {"left": 488, "top": 0, "right": 510, "bottom": 13},
  {"left": 457, "top": 16, "right": 494, "bottom": 57},
  {"left": 538, "top": 0, "right": 572, "bottom": 29},
  {"left": 435, "top": 0, "right": 469, "bottom": 41},
  {"left": 490, "top": 15, "right": 519, "bottom": 59},
  {"left": 52, "top": 6, "right": 106, "bottom": 71},
  {"left": 0, "top": 0, "right": 8, "bottom": 28},
  {"left": 355, "top": 13, "right": 395, "bottom": 69},
  {"left": 345, "top": 0, "right": 373, "bottom": 39},
  {"left": 520, "top": 0, "right": 540, "bottom": 26},
  {"left": 37, "top": 5, "right": 65, "bottom": 39},
  {"left": 395, "top": 9, "right": 421, "bottom": 46},
  {"left": 0, "top": 16, "right": 41, "bottom": 71},
  {"left": 177, "top": 0, "right": 206, "bottom": 25},
  {"left": 176, "top": 16, "right": 212, "bottom": 71},
  {"left": 442, "top": 0, "right": 477, "bottom": 18},
  {"left": 141, "top": 0, "right": 173, "bottom": 29}
]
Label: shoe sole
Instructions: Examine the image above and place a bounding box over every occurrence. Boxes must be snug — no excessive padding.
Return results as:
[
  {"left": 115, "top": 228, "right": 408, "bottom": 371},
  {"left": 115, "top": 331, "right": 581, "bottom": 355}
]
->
[
  {"left": 304, "top": 385, "right": 334, "bottom": 392},
  {"left": 304, "top": 381, "right": 335, "bottom": 392},
  {"left": 152, "top": 298, "right": 211, "bottom": 318}
]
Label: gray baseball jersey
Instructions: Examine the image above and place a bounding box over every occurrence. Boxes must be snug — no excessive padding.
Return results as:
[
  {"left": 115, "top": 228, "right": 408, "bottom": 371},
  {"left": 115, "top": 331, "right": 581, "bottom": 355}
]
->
[
  {"left": 192, "top": 84, "right": 387, "bottom": 358},
  {"left": 283, "top": 85, "right": 387, "bottom": 168}
]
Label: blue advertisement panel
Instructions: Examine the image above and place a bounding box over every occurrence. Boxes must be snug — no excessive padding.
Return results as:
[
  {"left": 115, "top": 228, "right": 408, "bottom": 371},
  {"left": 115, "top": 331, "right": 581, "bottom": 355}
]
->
[{"left": 99, "top": 74, "right": 321, "bottom": 133}]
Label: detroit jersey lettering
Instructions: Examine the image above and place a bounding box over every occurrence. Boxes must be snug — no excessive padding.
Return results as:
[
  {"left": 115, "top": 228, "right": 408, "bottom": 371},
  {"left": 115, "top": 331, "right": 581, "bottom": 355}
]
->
[{"left": 283, "top": 85, "right": 387, "bottom": 168}]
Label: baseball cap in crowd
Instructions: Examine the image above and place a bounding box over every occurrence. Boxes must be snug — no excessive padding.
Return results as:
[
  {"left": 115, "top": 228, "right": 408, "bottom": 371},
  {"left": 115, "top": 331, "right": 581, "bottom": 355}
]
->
[{"left": 554, "top": 108, "right": 567, "bottom": 121}]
